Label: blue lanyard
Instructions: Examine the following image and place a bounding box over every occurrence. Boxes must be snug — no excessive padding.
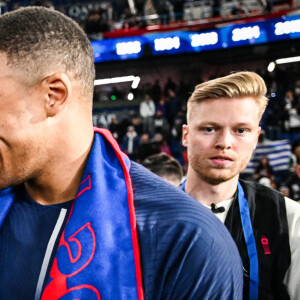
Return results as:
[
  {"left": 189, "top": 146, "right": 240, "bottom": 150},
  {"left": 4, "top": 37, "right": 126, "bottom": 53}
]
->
[
  {"left": 180, "top": 179, "right": 186, "bottom": 191},
  {"left": 237, "top": 182, "right": 259, "bottom": 300},
  {"left": 181, "top": 179, "right": 259, "bottom": 300}
]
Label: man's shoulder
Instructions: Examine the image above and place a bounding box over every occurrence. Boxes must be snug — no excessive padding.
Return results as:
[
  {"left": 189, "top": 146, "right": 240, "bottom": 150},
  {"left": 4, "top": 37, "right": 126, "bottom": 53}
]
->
[
  {"left": 240, "top": 179, "right": 285, "bottom": 201},
  {"left": 130, "top": 161, "right": 232, "bottom": 236},
  {"left": 131, "top": 161, "right": 205, "bottom": 220},
  {"left": 130, "top": 162, "right": 243, "bottom": 299},
  {"left": 285, "top": 196, "right": 300, "bottom": 220}
]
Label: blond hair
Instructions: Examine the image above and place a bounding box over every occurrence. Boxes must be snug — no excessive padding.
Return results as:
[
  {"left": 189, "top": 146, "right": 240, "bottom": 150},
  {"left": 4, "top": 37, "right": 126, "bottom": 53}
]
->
[{"left": 187, "top": 71, "right": 268, "bottom": 121}]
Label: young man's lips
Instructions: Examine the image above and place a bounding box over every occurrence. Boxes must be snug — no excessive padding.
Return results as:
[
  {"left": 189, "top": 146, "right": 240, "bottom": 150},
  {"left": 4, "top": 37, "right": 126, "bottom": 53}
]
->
[
  {"left": 210, "top": 156, "right": 233, "bottom": 161},
  {"left": 210, "top": 156, "right": 233, "bottom": 165}
]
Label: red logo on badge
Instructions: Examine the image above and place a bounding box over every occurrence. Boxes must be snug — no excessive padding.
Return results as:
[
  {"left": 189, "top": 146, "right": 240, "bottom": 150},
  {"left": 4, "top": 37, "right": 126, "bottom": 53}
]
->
[{"left": 261, "top": 235, "right": 271, "bottom": 254}]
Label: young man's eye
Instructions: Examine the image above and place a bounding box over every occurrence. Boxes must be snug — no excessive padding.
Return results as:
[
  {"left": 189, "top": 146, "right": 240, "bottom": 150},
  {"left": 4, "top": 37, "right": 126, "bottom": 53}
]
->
[
  {"left": 237, "top": 128, "right": 246, "bottom": 134},
  {"left": 204, "top": 127, "right": 214, "bottom": 132}
]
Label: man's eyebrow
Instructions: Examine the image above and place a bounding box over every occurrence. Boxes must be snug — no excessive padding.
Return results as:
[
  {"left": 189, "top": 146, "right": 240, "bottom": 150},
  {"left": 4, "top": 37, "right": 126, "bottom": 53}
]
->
[
  {"left": 232, "top": 122, "right": 254, "bottom": 127},
  {"left": 196, "top": 121, "right": 219, "bottom": 126},
  {"left": 196, "top": 121, "right": 254, "bottom": 127},
  {"left": 196, "top": 121, "right": 222, "bottom": 126}
]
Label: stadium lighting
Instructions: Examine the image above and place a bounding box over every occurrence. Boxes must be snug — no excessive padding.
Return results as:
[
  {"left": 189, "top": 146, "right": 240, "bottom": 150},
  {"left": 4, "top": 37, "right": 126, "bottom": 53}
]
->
[
  {"left": 94, "top": 75, "right": 140, "bottom": 87},
  {"left": 127, "top": 93, "right": 134, "bottom": 101},
  {"left": 267, "top": 55, "right": 300, "bottom": 73},
  {"left": 267, "top": 62, "right": 276, "bottom": 72},
  {"left": 275, "top": 56, "right": 300, "bottom": 64},
  {"left": 131, "top": 76, "right": 140, "bottom": 89}
]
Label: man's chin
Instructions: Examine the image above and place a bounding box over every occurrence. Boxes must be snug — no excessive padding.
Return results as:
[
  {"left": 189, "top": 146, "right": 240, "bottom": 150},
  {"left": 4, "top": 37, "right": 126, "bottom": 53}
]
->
[
  {"left": 199, "top": 172, "right": 236, "bottom": 185},
  {"left": 204, "top": 177, "right": 229, "bottom": 185}
]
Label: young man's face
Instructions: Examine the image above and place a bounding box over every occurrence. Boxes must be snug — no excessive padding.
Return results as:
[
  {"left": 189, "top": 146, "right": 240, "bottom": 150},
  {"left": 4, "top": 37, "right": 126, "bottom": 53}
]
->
[
  {"left": 182, "top": 97, "right": 261, "bottom": 185},
  {"left": 0, "top": 53, "right": 48, "bottom": 189}
]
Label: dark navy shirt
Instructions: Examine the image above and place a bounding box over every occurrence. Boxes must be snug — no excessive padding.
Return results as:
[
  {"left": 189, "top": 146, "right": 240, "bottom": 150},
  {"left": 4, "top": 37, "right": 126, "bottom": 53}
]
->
[
  {"left": 0, "top": 188, "right": 73, "bottom": 300},
  {"left": 0, "top": 161, "right": 243, "bottom": 299}
]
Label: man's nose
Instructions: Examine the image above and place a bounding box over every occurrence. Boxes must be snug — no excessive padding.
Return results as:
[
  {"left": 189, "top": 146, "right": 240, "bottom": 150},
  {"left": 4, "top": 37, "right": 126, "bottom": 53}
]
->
[{"left": 215, "top": 130, "right": 232, "bottom": 149}]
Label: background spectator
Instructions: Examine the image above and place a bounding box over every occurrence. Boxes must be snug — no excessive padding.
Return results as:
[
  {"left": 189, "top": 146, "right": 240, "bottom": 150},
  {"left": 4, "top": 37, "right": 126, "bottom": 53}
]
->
[
  {"left": 121, "top": 126, "right": 140, "bottom": 160},
  {"left": 139, "top": 93, "right": 156, "bottom": 137},
  {"left": 157, "top": 0, "right": 175, "bottom": 24},
  {"left": 137, "top": 133, "right": 161, "bottom": 162},
  {"left": 253, "top": 156, "right": 275, "bottom": 182},
  {"left": 142, "top": 152, "right": 183, "bottom": 186}
]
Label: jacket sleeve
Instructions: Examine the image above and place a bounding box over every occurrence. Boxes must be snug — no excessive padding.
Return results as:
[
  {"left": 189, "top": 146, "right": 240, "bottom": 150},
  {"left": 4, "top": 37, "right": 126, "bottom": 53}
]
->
[
  {"left": 138, "top": 220, "right": 244, "bottom": 300},
  {"left": 283, "top": 197, "right": 300, "bottom": 300},
  {"left": 131, "top": 161, "right": 243, "bottom": 300}
]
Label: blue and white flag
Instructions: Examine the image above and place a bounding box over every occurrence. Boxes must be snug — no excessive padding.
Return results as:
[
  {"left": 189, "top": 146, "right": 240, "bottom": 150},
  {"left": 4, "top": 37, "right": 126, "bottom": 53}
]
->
[{"left": 243, "top": 140, "right": 291, "bottom": 174}]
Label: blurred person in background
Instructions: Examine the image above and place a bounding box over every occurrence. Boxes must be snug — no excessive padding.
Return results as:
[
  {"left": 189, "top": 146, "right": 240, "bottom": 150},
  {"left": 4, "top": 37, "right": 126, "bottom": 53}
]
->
[
  {"left": 151, "top": 78, "right": 162, "bottom": 104},
  {"left": 280, "top": 141, "right": 300, "bottom": 202},
  {"left": 136, "top": 132, "right": 160, "bottom": 162},
  {"left": 108, "top": 115, "right": 121, "bottom": 142},
  {"left": 231, "top": 0, "right": 249, "bottom": 17},
  {"left": 258, "top": 0, "right": 273, "bottom": 14},
  {"left": 139, "top": 93, "right": 155, "bottom": 137},
  {"left": 253, "top": 156, "right": 274, "bottom": 182},
  {"left": 121, "top": 126, "right": 140, "bottom": 160},
  {"left": 294, "top": 79, "right": 300, "bottom": 104},
  {"left": 153, "top": 109, "right": 170, "bottom": 141},
  {"left": 157, "top": 0, "right": 174, "bottom": 24},
  {"left": 284, "top": 90, "right": 300, "bottom": 142},
  {"left": 142, "top": 152, "right": 183, "bottom": 186},
  {"left": 165, "top": 88, "right": 181, "bottom": 127},
  {"left": 144, "top": 0, "right": 159, "bottom": 25},
  {"left": 265, "top": 102, "right": 285, "bottom": 140}
]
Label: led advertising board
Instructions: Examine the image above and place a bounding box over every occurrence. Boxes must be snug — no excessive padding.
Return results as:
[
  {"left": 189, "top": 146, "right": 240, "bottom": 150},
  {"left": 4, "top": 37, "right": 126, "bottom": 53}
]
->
[{"left": 91, "top": 14, "right": 300, "bottom": 63}]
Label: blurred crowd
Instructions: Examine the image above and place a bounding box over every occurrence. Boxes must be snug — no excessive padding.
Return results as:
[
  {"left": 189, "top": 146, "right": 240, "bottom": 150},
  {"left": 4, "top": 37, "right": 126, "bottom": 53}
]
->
[
  {"left": 5, "top": 0, "right": 289, "bottom": 39},
  {"left": 102, "top": 77, "right": 188, "bottom": 167}
]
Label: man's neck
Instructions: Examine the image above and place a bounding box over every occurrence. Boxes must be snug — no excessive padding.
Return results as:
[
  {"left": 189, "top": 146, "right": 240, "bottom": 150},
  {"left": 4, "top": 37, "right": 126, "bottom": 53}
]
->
[
  {"left": 24, "top": 128, "right": 94, "bottom": 205},
  {"left": 185, "top": 174, "right": 238, "bottom": 206}
]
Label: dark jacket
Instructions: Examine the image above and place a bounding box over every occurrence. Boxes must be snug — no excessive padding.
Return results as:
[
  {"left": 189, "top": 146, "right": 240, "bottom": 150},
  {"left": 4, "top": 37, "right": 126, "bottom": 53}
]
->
[{"left": 225, "top": 180, "right": 291, "bottom": 300}]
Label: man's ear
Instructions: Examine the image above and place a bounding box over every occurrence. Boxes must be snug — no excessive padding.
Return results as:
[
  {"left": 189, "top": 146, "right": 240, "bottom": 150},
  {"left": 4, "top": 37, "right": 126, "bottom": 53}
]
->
[
  {"left": 182, "top": 124, "right": 189, "bottom": 147},
  {"left": 43, "top": 72, "right": 72, "bottom": 117}
]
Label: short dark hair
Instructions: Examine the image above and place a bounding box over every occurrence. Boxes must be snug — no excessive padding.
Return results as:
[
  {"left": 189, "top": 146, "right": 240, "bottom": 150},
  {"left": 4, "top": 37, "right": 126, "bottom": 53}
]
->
[
  {"left": 0, "top": 7, "right": 95, "bottom": 99},
  {"left": 142, "top": 153, "right": 183, "bottom": 185}
]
